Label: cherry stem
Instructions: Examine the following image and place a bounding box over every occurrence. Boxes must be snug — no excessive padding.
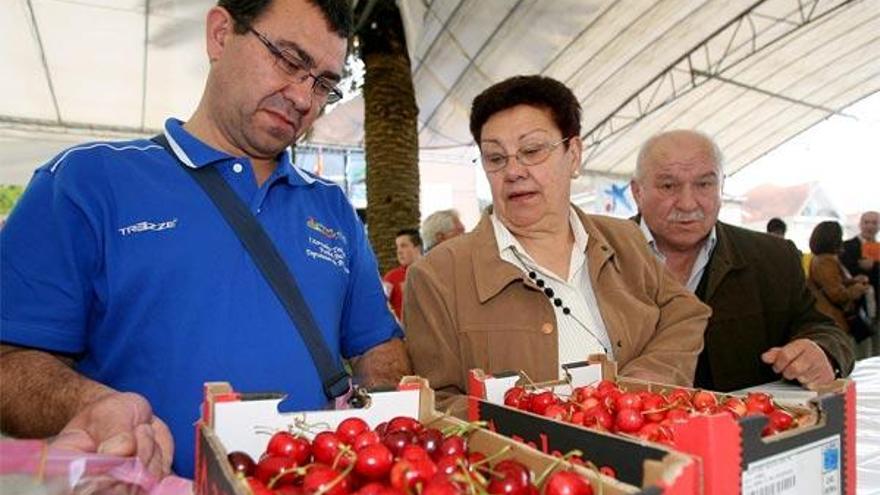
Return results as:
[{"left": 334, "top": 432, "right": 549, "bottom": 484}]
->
[
  {"left": 292, "top": 417, "right": 332, "bottom": 435},
  {"left": 315, "top": 460, "right": 355, "bottom": 495},
  {"left": 267, "top": 465, "right": 309, "bottom": 490},
  {"left": 440, "top": 420, "right": 488, "bottom": 438},
  {"left": 472, "top": 445, "right": 512, "bottom": 472},
  {"left": 331, "top": 444, "right": 356, "bottom": 471},
  {"left": 535, "top": 449, "right": 583, "bottom": 486}
]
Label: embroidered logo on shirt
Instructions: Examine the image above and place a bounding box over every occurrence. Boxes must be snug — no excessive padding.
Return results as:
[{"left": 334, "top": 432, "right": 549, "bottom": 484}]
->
[
  {"left": 118, "top": 219, "right": 178, "bottom": 236},
  {"left": 307, "top": 216, "right": 347, "bottom": 243},
  {"left": 306, "top": 236, "right": 350, "bottom": 274}
]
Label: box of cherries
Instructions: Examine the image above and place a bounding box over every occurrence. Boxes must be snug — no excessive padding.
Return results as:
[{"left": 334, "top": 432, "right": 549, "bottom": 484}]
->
[
  {"left": 467, "top": 356, "right": 855, "bottom": 495},
  {"left": 194, "top": 377, "right": 667, "bottom": 495}
]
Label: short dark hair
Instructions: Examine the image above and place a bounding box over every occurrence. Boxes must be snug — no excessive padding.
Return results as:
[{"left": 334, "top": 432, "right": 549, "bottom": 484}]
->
[
  {"left": 809, "top": 221, "right": 843, "bottom": 255},
  {"left": 766, "top": 217, "right": 787, "bottom": 235},
  {"left": 218, "top": 0, "right": 353, "bottom": 38},
  {"left": 469, "top": 75, "right": 581, "bottom": 145},
  {"left": 395, "top": 228, "right": 422, "bottom": 248}
]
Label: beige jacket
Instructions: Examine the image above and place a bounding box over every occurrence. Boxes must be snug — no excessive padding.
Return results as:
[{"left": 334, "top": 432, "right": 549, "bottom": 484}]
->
[{"left": 403, "top": 208, "right": 711, "bottom": 394}]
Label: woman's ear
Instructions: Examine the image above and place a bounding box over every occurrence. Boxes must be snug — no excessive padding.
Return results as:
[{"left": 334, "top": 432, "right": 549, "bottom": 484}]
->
[{"left": 567, "top": 135, "right": 583, "bottom": 177}]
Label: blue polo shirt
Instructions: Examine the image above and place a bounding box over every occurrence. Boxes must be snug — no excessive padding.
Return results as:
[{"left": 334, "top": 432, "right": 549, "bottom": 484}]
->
[{"left": 1, "top": 118, "right": 402, "bottom": 477}]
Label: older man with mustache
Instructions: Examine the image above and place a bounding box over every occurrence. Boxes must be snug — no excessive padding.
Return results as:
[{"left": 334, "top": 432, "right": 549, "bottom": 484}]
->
[{"left": 631, "top": 130, "right": 854, "bottom": 392}]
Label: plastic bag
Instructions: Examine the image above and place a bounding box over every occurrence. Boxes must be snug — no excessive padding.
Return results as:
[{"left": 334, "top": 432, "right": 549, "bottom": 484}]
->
[{"left": 0, "top": 440, "right": 192, "bottom": 495}]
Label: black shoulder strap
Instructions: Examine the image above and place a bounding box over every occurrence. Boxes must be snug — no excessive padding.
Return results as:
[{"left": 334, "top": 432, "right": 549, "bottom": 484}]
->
[{"left": 150, "top": 134, "right": 350, "bottom": 400}]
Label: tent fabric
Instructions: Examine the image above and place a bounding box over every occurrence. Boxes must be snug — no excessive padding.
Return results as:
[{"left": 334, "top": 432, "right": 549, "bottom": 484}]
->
[{"left": 2, "top": 0, "right": 879, "bottom": 186}]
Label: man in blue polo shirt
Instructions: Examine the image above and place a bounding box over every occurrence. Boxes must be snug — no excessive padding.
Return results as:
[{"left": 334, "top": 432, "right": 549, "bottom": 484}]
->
[{"left": 0, "top": 0, "right": 410, "bottom": 479}]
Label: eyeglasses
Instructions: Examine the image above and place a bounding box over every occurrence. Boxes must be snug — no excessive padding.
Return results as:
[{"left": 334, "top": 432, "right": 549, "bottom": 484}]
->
[
  {"left": 475, "top": 136, "right": 573, "bottom": 172},
  {"left": 248, "top": 26, "right": 343, "bottom": 104}
]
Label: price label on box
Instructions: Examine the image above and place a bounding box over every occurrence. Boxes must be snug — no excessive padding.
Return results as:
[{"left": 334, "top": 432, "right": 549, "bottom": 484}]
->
[{"left": 741, "top": 435, "right": 841, "bottom": 495}]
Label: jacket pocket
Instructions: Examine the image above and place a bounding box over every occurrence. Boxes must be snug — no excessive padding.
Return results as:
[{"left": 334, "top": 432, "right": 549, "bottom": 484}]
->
[{"left": 460, "top": 323, "right": 555, "bottom": 380}]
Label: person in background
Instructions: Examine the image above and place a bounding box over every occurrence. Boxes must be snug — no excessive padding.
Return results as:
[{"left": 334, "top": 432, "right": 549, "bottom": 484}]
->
[
  {"left": 840, "top": 211, "right": 880, "bottom": 352},
  {"left": 405, "top": 75, "right": 711, "bottom": 396},
  {"left": 383, "top": 228, "right": 422, "bottom": 320},
  {"left": 766, "top": 217, "right": 787, "bottom": 238},
  {"left": 0, "top": 0, "right": 410, "bottom": 479},
  {"left": 631, "top": 130, "right": 855, "bottom": 391},
  {"left": 807, "top": 221, "right": 871, "bottom": 355},
  {"left": 421, "top": 209, "right": 466, "bottom": 251}
]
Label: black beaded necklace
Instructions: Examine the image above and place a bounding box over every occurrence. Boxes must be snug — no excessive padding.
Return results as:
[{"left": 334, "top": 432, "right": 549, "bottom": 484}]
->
[{"left": 510, "top": 249, "right": 609, "bottom": 354}]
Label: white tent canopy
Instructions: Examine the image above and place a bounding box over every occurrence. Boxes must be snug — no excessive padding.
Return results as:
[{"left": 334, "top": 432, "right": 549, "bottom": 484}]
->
[{"left": 2, "top": 0, "right": 879, "bottom": 185}]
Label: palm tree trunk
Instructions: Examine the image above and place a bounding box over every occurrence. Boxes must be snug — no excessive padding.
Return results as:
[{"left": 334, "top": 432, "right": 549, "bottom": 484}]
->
[{"left": 357, "top": 0, "right": 420, "bottom": 274}]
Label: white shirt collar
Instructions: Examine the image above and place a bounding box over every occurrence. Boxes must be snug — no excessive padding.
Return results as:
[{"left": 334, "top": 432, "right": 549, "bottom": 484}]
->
[{"left": 491, "top": 207, "right": 588, "bottom": 281}]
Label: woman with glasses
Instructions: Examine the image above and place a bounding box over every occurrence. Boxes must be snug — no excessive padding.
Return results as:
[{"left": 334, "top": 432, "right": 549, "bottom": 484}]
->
[{"left": 404, "top": 75, "right": 711, "bottom": 396}]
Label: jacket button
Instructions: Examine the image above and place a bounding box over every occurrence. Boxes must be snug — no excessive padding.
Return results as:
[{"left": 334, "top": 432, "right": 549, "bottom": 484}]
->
[{"left": 541, "top": 323, "right": 554, "bottom": 334}]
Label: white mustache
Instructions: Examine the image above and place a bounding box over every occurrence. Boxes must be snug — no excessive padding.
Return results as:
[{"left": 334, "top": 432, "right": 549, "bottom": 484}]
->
[{"left": 667, "top": 210, "right": 705, "bottom": 222}]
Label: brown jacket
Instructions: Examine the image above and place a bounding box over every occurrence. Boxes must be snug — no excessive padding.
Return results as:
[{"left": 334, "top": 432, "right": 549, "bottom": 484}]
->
[
  {"left": 403, "top": 208, "right": 711, "bottom": 394},
  {"left": 809, "top": 253, "right": 865, "bottom": 332}
]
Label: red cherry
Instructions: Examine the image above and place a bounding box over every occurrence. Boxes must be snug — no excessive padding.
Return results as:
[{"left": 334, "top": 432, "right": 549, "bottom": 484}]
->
[
  {"left": 594, "top": 380, "right": 619, "bottom": 398},
  {"left": 598, "top": 466, "right": 616, "bottom": 479},
  {"left": 255, "top": 455, "right": 298, "bottom": 487},
  {"left": 722, "top": 397, "right": 747, "bottom": 418},
  {"left": 275, "top": 485, "right": 305, "bottom": 495},
  {"left": 505, "top": 387, "right": 528, "bottom": 407},
  {"left": 488, "top": 459, "right": 531, "bottom": 495},
  {"left": 641, "top": 393, "right": 668, "bottom": 422},
  {"left": 615, "top": 392, "right": 643, "bottom": 412},
  {"left": 665, "top": 388, "right": 693, "bottom": 408},
  {"left": 692, "top": 390, "right": 718, "bottom": 411},
  {"left": 401, "top": 444, "right": 431, "bottom": 462},
  {"left": 542, "top": 404, "right": 568, "bottom": 420},
  {"left": 390, "top": 458, "right": 438, "bottom": 490},
  {"left": 615, "top": 408, "right": 644, "bottom": 433},
  {"left": 337, "top": 417, "right": 370, "bottom": 445},
  {"left": 572, "top": 386, "right": 597, "bottom": 403},
  {"left": 355, "top": 483, "right": 406, "bottom": 495},
  {"left": 582, "top": 406, "right": 613, "bottom": 430},
  {"left": 386, "top": 416, "right": 422, "bottom": 434},
  {"left": 354, "top": 442, "right": 394, "bottom": 480},
  {"left": 436, "top": 454, "right": 464, "bottom": 476},
  {"left": 423, "top": 475, "right": 465, "bottom": 495},
  {"left": 227, "top": 451, "right": 256, "bottom": 477},
  {"left": 247, "top": 477, "right": 275, "bottom": 495},
  {"left": 664, "top": 407, "right": 691, "bottom": 422},
  {"left": 353, "top": 430, "right": 382, "bottom": 451},
  {"left": 266, "top": 431, "right": 312, "bottom": 464},
  {"left": 303, "top": 465, "right": 351, "bottom": 495},
  {"left": 416, "top": 428, "right": 444, "bottom": 460},
  {"left": 768, "top": 409, "right": 794, "bottom": 431},
  {"left": 382, "top": 430, "right": 415, "bottom": 457},
  {"left": 542, "top": 470, "right": 593, "bottom": 495},
  {"left": 578, "top": 397, "right": 600, "bottom": 412},
  {"left": 438, "top": 435, "right": 467, "bottom": 458},
  {"left": 313, "top": 431, "right": 346, "bottom": 466},
  {"left": 530, "top": 391, "right": 558, "bottom": 415},
  {"left": 745, "top": 392, "right": 774, "bottom": 414}
]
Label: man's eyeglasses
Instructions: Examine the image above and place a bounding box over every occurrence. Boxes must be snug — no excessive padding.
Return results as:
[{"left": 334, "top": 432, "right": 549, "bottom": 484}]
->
[
  {"left": 475, "top": 136, "right": 573, "bottom": 172},
  {"left": 248, "top": 26, "right": 343, "bottom": 104}
]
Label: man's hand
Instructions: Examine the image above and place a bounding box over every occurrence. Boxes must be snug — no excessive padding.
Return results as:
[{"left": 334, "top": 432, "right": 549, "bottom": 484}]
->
[
  {"left": 351, "top": 338, "right": 412, "bottom": 389},
  {"left": 761, "top": 339, "right": 836, "bottom": 390},
  {"left": 51, "top": 392, "right": 174, "bottom": 478}
]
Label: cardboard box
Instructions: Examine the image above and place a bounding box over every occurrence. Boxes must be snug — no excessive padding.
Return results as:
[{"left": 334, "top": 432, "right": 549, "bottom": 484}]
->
[
  {"left": 194, "top": 377, "right": 663, "bottom": 495},
  {"left": 468, "top": 357, "right": 856, "bottom": 495}
]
